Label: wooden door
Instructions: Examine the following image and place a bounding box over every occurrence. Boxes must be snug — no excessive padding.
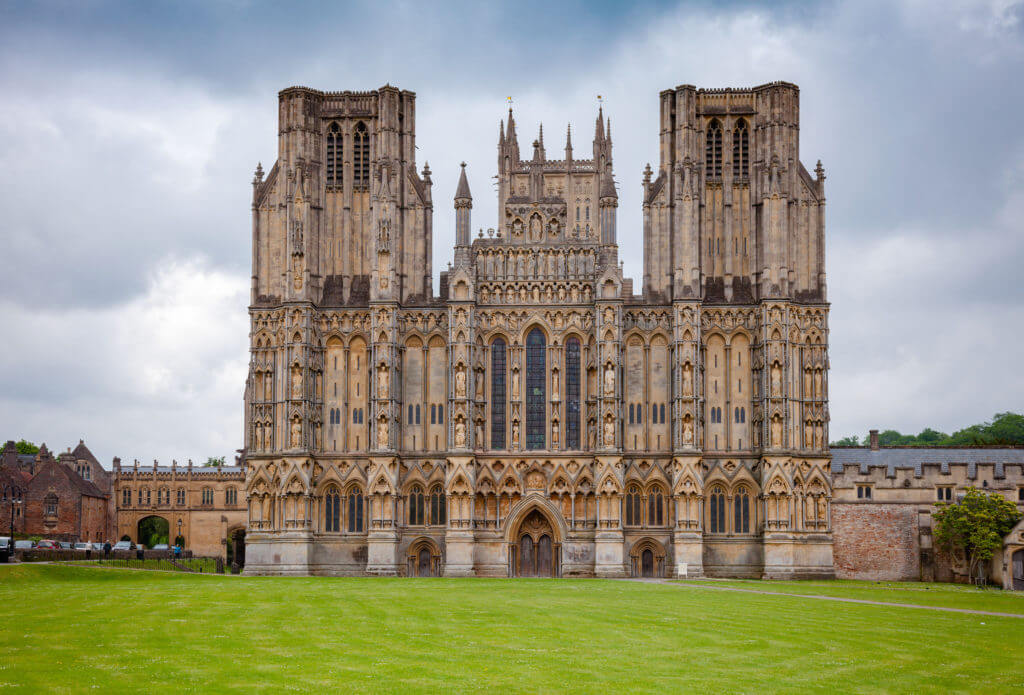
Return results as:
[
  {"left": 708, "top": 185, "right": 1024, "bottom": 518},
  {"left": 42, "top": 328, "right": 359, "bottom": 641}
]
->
[
  {"left": 537, "top": 535, "right": 553, "bottom": 577},
  {"left": 1013, "top": 549, "right": 1024, "bottom": 591},
  {"left": 417, "top": 547, "right": 431, "bottom": 577},
  {"left": 641, "top": 548, "right": 654, "bottom": 578},
  {"left": 519, "top": 535, "right": 535, "bottom": 577}
]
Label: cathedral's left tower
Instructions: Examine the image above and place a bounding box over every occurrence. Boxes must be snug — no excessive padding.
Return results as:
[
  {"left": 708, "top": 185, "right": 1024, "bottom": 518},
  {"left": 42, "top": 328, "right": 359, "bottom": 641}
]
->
[{"left": 245, "top": 86, "right": 434, "bottom": 574}]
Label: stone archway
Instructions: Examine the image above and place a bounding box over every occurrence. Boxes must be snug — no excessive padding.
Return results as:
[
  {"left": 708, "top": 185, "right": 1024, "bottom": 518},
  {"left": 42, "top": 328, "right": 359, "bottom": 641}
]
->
[
  {"left": 137, "top": 516, "right": 169, "bottom": 549},
  {"left": 629, "top": 538, "right": 667, "bottom": 578},
  {"left": 406, "top": 538, "right": 442, "bottom": 577},
  {"left": 512, "top": 509, "right": 559, "bottom": 577}
]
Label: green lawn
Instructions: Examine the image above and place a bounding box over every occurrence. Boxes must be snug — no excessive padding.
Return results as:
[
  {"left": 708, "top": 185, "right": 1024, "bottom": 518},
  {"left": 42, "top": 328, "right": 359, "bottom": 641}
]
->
[
  {"left": 2, "top": 565, "right": 1023, "bottom": 694},
  {"left": 676, "top": 578, "right": 1024, "bottom": 614}
]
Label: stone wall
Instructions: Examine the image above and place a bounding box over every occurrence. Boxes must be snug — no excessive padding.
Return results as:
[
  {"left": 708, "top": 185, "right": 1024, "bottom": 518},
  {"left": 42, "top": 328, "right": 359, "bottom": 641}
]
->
[{"left": 832, "top": 502, "right": 919, "bottom": 581}]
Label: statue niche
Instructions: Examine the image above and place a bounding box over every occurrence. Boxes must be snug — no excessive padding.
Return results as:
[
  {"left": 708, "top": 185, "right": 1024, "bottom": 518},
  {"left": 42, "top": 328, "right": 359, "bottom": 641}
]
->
[{"left": 529, "top": 213, "right": 543, "bottom": 242}]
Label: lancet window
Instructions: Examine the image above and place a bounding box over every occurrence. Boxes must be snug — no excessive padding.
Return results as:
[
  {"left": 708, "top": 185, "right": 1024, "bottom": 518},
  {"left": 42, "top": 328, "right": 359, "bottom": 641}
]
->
[
  {"left": 709, "top": 485, "right": 726, "bottom": 533},
  {"left": 734, "top": 486, "right": 751, "bottom": 533},
  {"left": 525, "top": 328, "right": 546, "bottom": 450},
  {"left": 408, "top": 485, "right": 425, "bottom": 526},
  {"left": 566, "top": 338, "right": 580, "bottom": 449},
  {"left": 326, "top": 122, "right": 343, "bottom": 188},
  {"left": 347, "top": 489, "right": 364, "bottom": 532},
  {"left": 732, "top": 118, "right": 749, "bottom": 178},
  {"left": 429, "top": 485, "right": 446, "bottom": 526},
  {"left": 490, "top": 338, "right": 507, "bottom": 449},
  {"left": 353, "top": 122, "right": 370, "bottom": 189},
  {"left": 324, "top": 487, "right": 341, "bottom": 532},
  {"left": 625, "top": 485, "right": 642, "bottom": 526},
  {"left": 706, "top": 119, "right": 723, "bottom": 179}
]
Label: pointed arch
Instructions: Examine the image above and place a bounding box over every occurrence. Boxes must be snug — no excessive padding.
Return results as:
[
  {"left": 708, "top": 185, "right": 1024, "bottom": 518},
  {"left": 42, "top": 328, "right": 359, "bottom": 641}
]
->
[
  {"left": 326, "top": 121, "right": 343, "bottom": 188},
  {"left": 706, "top": 118, "right": 722, "bottom": 178},
  {"left": 353, "top": 121, "right": 370, "bottom": 189},
  {"left": 732, "top": 118, "right": 749, "bottom": 178}
]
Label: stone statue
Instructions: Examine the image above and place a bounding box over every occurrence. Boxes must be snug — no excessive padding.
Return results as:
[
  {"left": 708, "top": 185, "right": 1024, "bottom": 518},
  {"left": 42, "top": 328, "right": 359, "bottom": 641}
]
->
[
  {"left": 290, "top": 419, "right": 301, "bottom": 448},
  {"left": 682, "top": 418, "right": 694, "bottom": 446},
  {"left": 377, "top": 418, "right": 389, "bottom": 449},
  {"left": 814, "top": 369, "right": 823, "bottom": 397},
  {"left": 817, "top": 495, "right": 827, "bottom": 521},
  {"left": 770, "top": 363, "right": 782, "bottom": 396},
  {"left": 455, "top": 366, "right": 467, "bottom": 398},
  {"left": 770, "top": 416, "right": 783, "bottom": 448},
  {"left": 603, "top": 364, "right": 615, "bottom": 396},
  {"left": 603, "top": 417, "right": 615, "bottom": 446},
  {"left": 803, "top": 369, "right": 812, "bottom": 397},
  {"left": 291, "top": 366, "right": 302, "bottom": 399},
  {"left": 682, "top": 363, "right": 693, "bottom": 396},
  {"left": 551, "top": 369, "right": 559, "bottom": 396},
  {"left": 551, "top": 419, "right": 559, "bottom": 447},
  {"left": 292, "top": 255, "right": 303, "bottom": 291},
  {"left": 587, "top": 419, "right": 596, "bottom": 449},
  {"left": 255, "top": 423, "right": 264, "bottom": 450},
  {"left": 475, "top": 420, "right": 484, "bottom": 446},
  {"left": 454, "top": 419, "right": 467, "bottom": 447},
  {"left": 475, "top": 370, "right": 484, "bottom": 399},
  {"left": 378, "top": 365, "right": 389, "bottom": 399},
  {"left": 804, "top": 421, "right": 813, "bottom": 449},
  {"left": 512, "top": 369, "right": 520, "bottom": 399},
  {"left": 512, "top": 421, "right": 520, "bottom": 448}
]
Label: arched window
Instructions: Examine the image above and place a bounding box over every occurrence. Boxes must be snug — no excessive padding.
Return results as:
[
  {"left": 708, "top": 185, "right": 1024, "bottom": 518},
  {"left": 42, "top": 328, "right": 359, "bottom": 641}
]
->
[
  {"left": 490, "top": 338, "right": 507, "bottom": 449},
  {"left": 625, "top": 485, "right": 642, "bottom": 526},
  {"left": 324, "top": 487, "right": 341, "bottom": 532},
  {"left": 201, "top": 487, "right": 213, "bottom": 506},
  {"left": 525, "top": 328, "right": 546, "bottom": 450},
  {"left": 408, "top": 485, "right": 425, "bottom": 526},
  {"left": 709, "top": 485, "right": 726, "bottom": 533},
  {"left": 706, "top": 119, "right": 722, "bottom": 179},
  {"left": 734, "top": 486, "right": 751, "bottom": 533},
  {"left": 326, "top": 122, "right": 343, "bottom": 188},
  {"left": 660, "top": 403, "right": 666, "bottom": 424},
  {"left": 44, "top": 494, "right": 58, "bottom": 517},
  {"left": 347, "top": 488, "right": 364, "bottom": 532},
  {"left": 648, "top": 487, "right": 665, "bottom": 526},
  {"left": 566, "top": 338, "right": 581, "bottom": 449},
  {"left": 636, "top": 403, "right": 642, "bottom": 425},
  {"left": 629, "top": 403, "right": 635, "bottom": 424},
  {"left": 732, "top": 119, "right": 749, "bottom": 178},
  {"left": 353, "top": 122, "right": 369, "bottom": 189},
  {"left": 176, "top": 488, "right": 185, "bottom": 506},
  {"left": 429, "top": 485, "right": 446, "bottom": 526},
  {"left": 226, "top": 487, "right": 237, "bottom": 506}
]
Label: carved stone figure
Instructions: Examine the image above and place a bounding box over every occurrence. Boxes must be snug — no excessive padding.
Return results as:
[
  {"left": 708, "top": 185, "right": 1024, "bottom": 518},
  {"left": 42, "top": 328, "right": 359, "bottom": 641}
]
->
[
  {"left": 770, "top": 416, "right": 783, "bottom": 448},
  {"left": 587, "top": 419, "right": 596, "bottom": 449},
  {"left": 512, "top": 421, "right": 520, "bottom": 448},
  {"left": 603, "top": 417, "right": 615, "bottom": 446},
  {"left": 292, "top": 255, "right": 303, "bottom": 291},
  {"left": 603, "top": 364, "right": 615, "bottom": 396},
  {"left": 551, "top": 419, "right": 559, "bottom": 447},
  {"left": 475, "top": 420, "right": 484, "bottom": 446},
  {"left": 805, "top": 421, "right": 814, "bottom": 449},
  {"left": 475, "top": 370, "right": 484, "bottom": 399},
  {"left": 378, "top": 365, "right": 389, "bottom": 399},
  {"left": 814, "top": 369, "right": 823, "bottom": 397},
  {"left": 551, "top": 369, "right": 559, "bottom": 396},
  {"left": 512, "top": 369, "right": 520, "bottom": 399},
  {"left": 291, "top": 365, "right": 302, "bottom": 399},
  {"left": 682, "top": 418, "right": 694, "bottom": 446},
  {"left": 377, "top": 418, "right": 389, "bottom": 449},
  {"left": 454, "top": 418, "right": 467, "bottom": 447},
  {"left": 290, "top": 419, "right": 302, "bottom": 448},
  {"left": 682, "top": 363, "right": 693, "bottom": 396},
  {"left": 455, "top": 366, "right": 467, "bottom": 398},
  {"left": 770, "top": 363, "right": 782, "bottom": 396}
]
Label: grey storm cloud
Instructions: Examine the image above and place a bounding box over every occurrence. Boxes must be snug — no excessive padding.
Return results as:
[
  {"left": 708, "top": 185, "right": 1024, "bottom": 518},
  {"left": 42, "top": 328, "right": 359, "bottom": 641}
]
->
[{"left": 0, "top": 0, "right": 1021, "bottom": 463}]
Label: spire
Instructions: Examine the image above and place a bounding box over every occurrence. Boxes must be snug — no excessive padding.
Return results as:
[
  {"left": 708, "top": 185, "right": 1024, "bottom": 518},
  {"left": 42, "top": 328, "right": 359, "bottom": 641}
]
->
[
  {"left": 499, "top": 118, "right": 505, "bottom": 146},
  {"left": 455, "top": 161, "right": 472, "bottom": 201},
  {"left": 600, "top": 164, "right": 617, "bottom": 200},
  {"left": 565, "top": 123, "right": 573, "bottom": 160},
  {"left": 506, "top": 107, "right": 516, "bottom": 142},
  {"left": 538, "top": 122, "right": 544, "bottom": 149},
  {"left": 595, "top": 105, "right": 605, "bottom": 142},
  {"left": 606, "top": 117, "right": 611, "bottom": 143}
]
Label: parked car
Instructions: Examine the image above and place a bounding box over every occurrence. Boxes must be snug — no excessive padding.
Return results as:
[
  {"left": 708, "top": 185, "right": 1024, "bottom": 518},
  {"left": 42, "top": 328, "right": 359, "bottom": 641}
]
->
[
  {"left": 0, "top": 536, "right": 9, "bottom": 549},
  {"left": 73, "top": 542, "right": 91, "bottom": 551},
  {"left": 35, "top": 540, "right": 59, "bottom": 550},
  {"left": 112, "top": 540, "right": 133, "bottom": 551},
  {"left": 14, "top": 540, "right": 33, "bottom": 550},
  {"left": 58, "top": 541, "right": 73, "bottom": 550},
  {"left": 152, "top": 544, "right": 169, "bottom": 551}
]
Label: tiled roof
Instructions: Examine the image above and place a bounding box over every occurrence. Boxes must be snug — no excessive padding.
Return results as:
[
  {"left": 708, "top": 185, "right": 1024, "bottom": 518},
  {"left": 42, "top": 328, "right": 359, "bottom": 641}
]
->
[{"left": 831, "top": 447, "right": 1024, "bottom": 475}]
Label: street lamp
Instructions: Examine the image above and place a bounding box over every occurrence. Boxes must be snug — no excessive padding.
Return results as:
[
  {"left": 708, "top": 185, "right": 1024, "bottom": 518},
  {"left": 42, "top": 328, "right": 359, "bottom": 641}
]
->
[
  {"left": 177, "top": 518, "right": 183, "bottom": 546},
  {"left": 3, "top": 483, "right": 24, "bottom": 555}
]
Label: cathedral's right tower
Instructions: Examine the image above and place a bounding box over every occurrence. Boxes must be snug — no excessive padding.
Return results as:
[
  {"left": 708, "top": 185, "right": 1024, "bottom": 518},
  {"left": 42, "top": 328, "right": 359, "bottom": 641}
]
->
[{"left": 644, "top": 82, "right": 832, "bottom": 579}]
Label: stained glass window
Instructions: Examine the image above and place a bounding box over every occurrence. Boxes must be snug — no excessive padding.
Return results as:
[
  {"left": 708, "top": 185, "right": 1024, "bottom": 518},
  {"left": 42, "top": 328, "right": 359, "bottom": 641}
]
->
[
  {"left": 347, "top": 490, "right": 364, "bottom": 532},
  {"left": 710, "top": 486, "right": 726, "bottom": 533},
  {"left": 326, "top": 122, "right": 342, "bottom": 187},
  {"left": 566, "top": 338, "right": 580, "bottom": 449},
  {"left": 526, "top": 328, "right": 546, "bottom": 450},
  {"left": 409, "top": 485, "right": 424, "bottom": 525},
  {"left": 734, "top": 487, "right": 750, "bottom": 533},
  {"left": 491, "top": 339, "right": 506, "bottom": 449},
  {"left": 325, "top": 488, "right": 340, "bottom": 532}
]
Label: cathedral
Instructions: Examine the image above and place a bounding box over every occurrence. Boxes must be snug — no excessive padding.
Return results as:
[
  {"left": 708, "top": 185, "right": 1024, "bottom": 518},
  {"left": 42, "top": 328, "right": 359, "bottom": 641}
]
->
[{"left": 242, "top": 82, "right": 833, "bottom": 578}]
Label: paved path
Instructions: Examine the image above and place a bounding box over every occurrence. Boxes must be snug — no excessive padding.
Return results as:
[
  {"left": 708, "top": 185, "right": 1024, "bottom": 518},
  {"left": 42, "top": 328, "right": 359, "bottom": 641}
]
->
[{"left": 636, "top": 579, "right": 1024, "bottom": 619}]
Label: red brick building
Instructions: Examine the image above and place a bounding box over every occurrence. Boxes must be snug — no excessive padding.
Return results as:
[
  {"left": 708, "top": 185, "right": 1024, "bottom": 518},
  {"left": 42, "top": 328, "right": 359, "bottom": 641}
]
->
[{"left": 0, "top": 441, "right": 111, "bottom": 543}]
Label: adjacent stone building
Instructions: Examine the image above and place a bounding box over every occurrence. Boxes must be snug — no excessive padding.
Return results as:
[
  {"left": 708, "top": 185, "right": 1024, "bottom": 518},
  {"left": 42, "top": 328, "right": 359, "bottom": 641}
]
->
[
  {"left": 832, "top": 432, "right": 1024, "bottom": 590},
  {"left": 112, "top": 459, "right": 246, "bottom": 560},
  {"left": 243, "top": 82, "right": 833, "bottom": 578}
]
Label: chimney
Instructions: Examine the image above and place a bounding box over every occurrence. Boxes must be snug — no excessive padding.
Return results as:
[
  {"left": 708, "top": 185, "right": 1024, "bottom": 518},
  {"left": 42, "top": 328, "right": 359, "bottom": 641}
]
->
[{"left": 869, "top": 429, "right": 879, "bottom": 451}]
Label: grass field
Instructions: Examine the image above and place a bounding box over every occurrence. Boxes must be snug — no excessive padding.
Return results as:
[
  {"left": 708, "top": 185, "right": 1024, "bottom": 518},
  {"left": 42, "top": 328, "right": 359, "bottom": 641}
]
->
[{"left": 2, "top": 565, "right": 1022, "bottom": 694}]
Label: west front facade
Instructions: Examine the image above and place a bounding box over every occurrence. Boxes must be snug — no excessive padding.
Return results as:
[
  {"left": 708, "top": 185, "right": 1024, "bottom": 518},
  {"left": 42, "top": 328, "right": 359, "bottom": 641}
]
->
[{"left": 242, "top": 82, "right": 833, "bottom": 578}]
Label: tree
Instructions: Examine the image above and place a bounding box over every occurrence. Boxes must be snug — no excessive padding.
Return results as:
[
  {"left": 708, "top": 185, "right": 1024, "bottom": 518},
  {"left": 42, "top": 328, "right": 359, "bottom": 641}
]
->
[
  {"left": 830, "top": 435, "right": 860, "bottom": 447},
  {"left": 14, "top": 440, "right": 39, "bottom": 455},
  {"left": 932, "top": 487, "right": 1021, "bottom": 584},
  {"left": 204, "top": 456, "right": 226, "bottom": 467}
]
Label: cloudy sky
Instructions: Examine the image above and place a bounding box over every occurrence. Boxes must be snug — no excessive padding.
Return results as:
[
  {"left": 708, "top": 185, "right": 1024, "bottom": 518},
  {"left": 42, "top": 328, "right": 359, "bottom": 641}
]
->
[{"left": 1, "top": 0, "right": 1022, "bottom": 466}]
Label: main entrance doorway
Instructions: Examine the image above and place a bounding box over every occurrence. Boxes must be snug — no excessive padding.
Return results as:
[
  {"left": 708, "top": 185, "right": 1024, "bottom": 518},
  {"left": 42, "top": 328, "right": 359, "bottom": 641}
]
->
[{"left": 513, "top": 509, "right": 557, "bottom": 577}]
